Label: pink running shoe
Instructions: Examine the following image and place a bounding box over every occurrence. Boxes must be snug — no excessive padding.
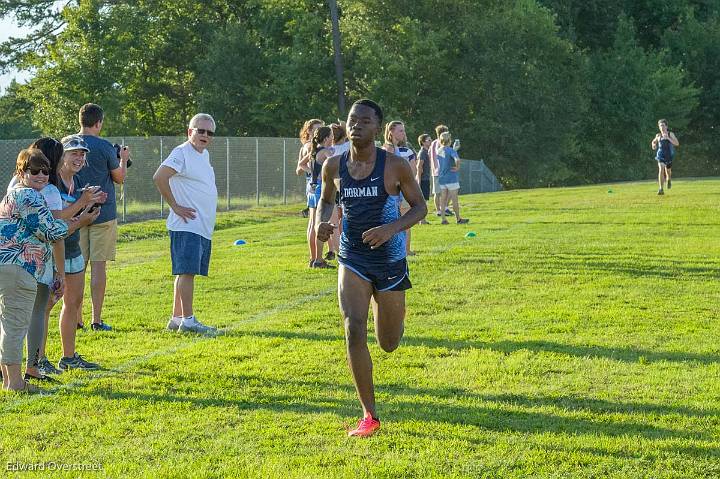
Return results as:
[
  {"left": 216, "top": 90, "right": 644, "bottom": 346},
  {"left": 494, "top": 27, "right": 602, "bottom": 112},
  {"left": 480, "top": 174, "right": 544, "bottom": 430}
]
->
[{"left": 348, "top": 413, "right": 380, "bottom": 437}]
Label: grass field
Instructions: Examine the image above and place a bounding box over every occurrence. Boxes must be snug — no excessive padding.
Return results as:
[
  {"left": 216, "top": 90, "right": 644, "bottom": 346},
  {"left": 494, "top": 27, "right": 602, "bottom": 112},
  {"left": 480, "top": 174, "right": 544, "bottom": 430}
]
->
[{"left": 2, "top": 178, "right": 720, "bottom": 478}]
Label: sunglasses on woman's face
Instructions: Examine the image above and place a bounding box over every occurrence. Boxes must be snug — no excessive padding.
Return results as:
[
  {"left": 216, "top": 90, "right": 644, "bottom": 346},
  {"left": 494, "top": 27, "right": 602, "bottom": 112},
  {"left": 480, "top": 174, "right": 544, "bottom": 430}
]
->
[{"left": 26, "top": 167, "right": 50, "bottom": 176}]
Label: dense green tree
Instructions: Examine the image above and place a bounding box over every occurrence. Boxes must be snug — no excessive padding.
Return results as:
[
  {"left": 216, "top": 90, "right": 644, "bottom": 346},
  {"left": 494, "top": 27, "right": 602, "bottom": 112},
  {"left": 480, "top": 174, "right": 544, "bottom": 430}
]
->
[
  {"left": 572, "top": 16, "right": 698, "bottom": 183},
  {"left": 0, "top": 80, "right": 39, "bottom": 139},
  {"left": 0, "top": 0, "right": 714, "bottom": 186},
  {"left": 663, "top": 8, "right": 720, "bottom": 176}
]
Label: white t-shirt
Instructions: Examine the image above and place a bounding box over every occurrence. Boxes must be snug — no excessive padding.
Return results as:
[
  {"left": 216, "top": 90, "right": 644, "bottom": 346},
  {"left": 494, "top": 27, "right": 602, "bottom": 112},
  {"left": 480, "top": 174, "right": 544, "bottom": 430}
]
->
[
  {"left": 161, "top": 141, "right": 218, "bottom": 240},
  {"left": 395, "top": 145, "right": 416, "bottom": 162},
  {"left": 332, "top": 141, "right": 350, "bottom": 156},
  {"left": 429, "top": 139, "right": 441, "bottom": 177},
  {"left": 7, "top": 177, "right": 62, "bottom": 210}
]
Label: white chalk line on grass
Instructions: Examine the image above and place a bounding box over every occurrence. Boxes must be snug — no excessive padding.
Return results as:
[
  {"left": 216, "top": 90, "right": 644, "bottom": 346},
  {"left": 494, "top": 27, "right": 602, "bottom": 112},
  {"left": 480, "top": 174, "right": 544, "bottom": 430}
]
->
[{"left": 0, "top": 287, "right": 336, "bottom": 412}]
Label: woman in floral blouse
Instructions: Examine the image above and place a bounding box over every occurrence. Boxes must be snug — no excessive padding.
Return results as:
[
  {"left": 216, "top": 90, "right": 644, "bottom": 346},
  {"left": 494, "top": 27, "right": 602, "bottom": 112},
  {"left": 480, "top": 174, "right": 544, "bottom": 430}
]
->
[{"left": 0, "top": 148, "right": 98, "bottom": 393}]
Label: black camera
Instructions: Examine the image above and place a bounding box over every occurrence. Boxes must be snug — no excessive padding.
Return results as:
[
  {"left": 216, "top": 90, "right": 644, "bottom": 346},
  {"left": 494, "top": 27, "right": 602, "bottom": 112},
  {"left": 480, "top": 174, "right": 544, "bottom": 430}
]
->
[
  {"left": 77, "top": 186, "right": 103, "bottom": 213},
  {"left": 113, "top": 144, "right": 132, "bottom": 167}
]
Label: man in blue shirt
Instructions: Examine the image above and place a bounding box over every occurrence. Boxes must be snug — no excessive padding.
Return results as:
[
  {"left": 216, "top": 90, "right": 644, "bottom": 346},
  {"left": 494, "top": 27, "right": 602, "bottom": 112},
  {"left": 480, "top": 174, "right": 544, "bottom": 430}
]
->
[{"left": 76, "top": 103, "right": 131, "bottom": 331}]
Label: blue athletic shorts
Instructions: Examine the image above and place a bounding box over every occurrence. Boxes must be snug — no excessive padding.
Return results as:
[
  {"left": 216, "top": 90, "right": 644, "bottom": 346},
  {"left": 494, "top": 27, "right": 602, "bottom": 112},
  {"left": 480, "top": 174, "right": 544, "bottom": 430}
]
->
[
  {"left": 307, "top": 183, "right": 321, "bottom": 209},
  {"left": 338, "top": 257, "right": 411, "bottom": 292},
  {"left": 170, "top": 231, "right": 212, "bottom": 276}
]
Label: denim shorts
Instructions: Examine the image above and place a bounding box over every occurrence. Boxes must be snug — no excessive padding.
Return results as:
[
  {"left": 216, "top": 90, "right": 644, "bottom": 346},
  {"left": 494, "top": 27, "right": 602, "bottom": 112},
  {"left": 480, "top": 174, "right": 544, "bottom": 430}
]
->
[
  {"left": 170, "top": 231, "right": 212, "bottom": 276},
  {"left": 65, "top": 254, "right": 85, "bottom": 275}
]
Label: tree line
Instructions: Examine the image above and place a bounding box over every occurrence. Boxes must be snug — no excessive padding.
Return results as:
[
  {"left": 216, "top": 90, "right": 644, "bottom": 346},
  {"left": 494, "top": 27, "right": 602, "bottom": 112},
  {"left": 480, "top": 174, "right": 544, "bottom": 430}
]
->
[{"left": 0, "top": 0, "right": 717, "bottom": 188}]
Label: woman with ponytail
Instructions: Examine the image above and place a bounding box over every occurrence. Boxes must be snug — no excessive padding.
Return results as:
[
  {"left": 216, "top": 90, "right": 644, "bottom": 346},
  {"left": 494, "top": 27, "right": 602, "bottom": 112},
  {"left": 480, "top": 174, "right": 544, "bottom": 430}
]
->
[
  {"left": 308, "top": 126, "right": 335, "bottom": 268},
  {"left": 382, "top": 121, "right": 418, "bottom": 256}
]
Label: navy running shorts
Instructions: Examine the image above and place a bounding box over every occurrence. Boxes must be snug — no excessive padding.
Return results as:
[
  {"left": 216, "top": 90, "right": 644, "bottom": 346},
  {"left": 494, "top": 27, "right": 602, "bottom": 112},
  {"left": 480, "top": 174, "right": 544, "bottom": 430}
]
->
[{"left": 338, "top": 257, "right": 411, "bottom": 292}]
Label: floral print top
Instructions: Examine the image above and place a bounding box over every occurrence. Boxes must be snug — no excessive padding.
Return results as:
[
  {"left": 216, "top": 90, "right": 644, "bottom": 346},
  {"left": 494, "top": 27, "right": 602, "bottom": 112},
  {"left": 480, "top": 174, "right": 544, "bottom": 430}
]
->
[{"left": 0, "top": 186, "right": 69, "bottom": 285}]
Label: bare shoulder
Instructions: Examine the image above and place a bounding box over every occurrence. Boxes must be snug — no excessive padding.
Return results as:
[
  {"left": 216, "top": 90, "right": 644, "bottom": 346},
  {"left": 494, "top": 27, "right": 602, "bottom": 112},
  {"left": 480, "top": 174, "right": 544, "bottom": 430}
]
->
[
  {"left": 324, "top": 155, "right": 341, "bottom": 175},
  {"left": 385, "top": 152, "right": 412, "bottom": 173}
]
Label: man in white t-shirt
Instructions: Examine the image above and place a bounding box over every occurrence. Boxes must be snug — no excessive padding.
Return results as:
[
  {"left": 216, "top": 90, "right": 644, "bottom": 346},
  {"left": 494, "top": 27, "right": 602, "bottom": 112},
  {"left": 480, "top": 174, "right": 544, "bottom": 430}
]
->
[
  {"left": 429, "top": 124, "right": 448, "bottom": 216},
  {"left": 153, "top": 114, "right": 219, "bottom": 335}
]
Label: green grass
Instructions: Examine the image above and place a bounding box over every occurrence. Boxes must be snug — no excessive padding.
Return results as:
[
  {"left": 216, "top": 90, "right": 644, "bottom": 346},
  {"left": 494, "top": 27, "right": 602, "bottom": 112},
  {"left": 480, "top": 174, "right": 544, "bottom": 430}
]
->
[
  {"left": 2, "top": 178, "right": 720, "bottom": 478},
  {"left": 119, "top": 195, "right": 306, "bottom": 222}
]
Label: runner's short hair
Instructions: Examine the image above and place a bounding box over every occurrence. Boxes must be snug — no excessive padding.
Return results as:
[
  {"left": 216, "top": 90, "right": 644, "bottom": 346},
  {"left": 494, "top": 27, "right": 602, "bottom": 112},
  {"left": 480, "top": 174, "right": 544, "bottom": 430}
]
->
[
  {"left": 418, "top": 134, "right": 431, "bottom": 147},
  {"left": 352, "top": 99, "right": 383, "bottom": 124},
  {"left": 435, "top": 124, "right": 449, "bottom": 137}
]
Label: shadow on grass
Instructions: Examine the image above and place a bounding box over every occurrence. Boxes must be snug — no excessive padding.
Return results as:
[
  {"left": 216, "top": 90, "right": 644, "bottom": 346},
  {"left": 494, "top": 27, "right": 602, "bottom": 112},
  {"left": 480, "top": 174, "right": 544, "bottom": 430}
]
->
[
  {"left": 228, "top": 329, "right": 720, "bottom": 365},
  {"left": 518, "top": 252, "right": 720, "bottom": 279},
  {"left": 90, "top": 374, "right": 716, "bottom": 444}
]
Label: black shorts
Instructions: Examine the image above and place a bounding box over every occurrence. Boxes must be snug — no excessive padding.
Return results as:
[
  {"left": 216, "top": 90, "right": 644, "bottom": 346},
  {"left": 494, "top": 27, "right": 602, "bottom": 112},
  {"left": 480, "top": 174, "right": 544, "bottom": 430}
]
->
[
  {"left": 658, "top": 159, "right": 672, "bottom": 169},
  {"left": 420, "top": 179, "right": 431, "bottom": 201},
  {"left": 338, "top": 257, "right": 411, "bottom": 292}
]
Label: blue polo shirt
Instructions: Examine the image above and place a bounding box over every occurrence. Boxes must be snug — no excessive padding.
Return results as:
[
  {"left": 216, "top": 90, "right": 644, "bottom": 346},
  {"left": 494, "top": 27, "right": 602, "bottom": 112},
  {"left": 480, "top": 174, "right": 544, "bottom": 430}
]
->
[{"left": 76, "top": 135, "right": 120, "bottom": 224}]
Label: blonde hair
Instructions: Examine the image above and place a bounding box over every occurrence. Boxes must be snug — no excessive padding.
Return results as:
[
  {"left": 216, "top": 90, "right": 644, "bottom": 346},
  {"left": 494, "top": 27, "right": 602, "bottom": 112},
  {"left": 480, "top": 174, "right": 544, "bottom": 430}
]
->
[
  {"left": 384, "top": 120, "right": 405, "bottom": 146},
  {"left": 439, "top": 131, "right": 452, "bottom": 146}
]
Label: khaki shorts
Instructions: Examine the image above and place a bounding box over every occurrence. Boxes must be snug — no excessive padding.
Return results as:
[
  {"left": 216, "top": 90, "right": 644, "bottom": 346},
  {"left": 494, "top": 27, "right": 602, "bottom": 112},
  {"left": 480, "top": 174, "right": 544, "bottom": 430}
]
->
[
  {"left": 440, "top": 182, "right": 461, "bottom": 191},
  {"left": 432, "top": 176, "right": 442, "bottom": 196},
  {"left": 80, "top": 220, "right": 118, "bottom": 262},
  {"left": 0, "top": 264, "right": 37, "bottom": 365}
]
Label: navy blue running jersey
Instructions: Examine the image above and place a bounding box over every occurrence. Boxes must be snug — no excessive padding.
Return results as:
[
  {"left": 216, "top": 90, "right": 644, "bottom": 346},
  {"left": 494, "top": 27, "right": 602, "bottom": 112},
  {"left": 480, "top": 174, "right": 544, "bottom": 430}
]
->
[{"left": 338, "top": 148, "right": 406, "bottom": 267}]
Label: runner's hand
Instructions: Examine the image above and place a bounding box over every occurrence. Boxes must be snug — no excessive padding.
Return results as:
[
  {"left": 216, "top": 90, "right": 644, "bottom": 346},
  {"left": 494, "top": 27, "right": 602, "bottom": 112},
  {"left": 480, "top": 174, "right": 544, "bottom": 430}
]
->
[
  {"left": 316, "top": 222, "right": 336, "bottom": 242},
  {"left": 362, "top": 224, "right": 394, "bottom": 249}
]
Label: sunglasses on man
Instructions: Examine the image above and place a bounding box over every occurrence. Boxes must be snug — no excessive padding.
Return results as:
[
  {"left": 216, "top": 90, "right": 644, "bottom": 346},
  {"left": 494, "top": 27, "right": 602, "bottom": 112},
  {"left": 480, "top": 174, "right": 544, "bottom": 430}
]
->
[
  {"left": 26, "top": 167, "right": 50, "bottom": 176},
  {"left": 193, "top": 128, "right": 215, "bottom": 137}
]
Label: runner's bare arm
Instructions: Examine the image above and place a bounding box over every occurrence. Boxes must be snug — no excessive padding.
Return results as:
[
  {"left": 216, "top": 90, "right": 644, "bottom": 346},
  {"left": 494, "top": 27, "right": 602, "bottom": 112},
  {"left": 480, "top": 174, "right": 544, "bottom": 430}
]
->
[{"left": 315, "top": 156, "right": 340, "bottom": 242}]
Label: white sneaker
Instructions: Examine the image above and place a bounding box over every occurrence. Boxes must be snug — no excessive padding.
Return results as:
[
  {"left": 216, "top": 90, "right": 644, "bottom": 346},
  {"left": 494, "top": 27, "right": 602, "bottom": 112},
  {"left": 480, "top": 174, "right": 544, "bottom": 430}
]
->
[
  {"left": 166, "top": 317, "right": 182, "bottom": 332},
  {"left": 178, "top": 316, "right": 218, "bottom": 336}
]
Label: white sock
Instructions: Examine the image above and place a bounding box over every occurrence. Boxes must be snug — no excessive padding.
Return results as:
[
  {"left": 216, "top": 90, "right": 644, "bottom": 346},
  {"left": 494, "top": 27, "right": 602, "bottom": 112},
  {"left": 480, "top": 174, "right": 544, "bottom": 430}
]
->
[
  {"left": 170, "top": 316, "right": 182, "bottom": 325},
  {"left": 181, "top": 315, "right": 196, "bottom": 325}
]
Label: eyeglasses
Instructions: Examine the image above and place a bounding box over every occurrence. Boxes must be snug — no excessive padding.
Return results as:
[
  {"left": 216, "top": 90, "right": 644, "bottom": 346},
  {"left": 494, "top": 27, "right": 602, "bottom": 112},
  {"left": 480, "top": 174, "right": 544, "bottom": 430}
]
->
[
  {"left": 193, "top": 128, "right": 215, "bottom": 137},
  {"left": 26, "top": 167, "right": 50, "bottom": 176}
]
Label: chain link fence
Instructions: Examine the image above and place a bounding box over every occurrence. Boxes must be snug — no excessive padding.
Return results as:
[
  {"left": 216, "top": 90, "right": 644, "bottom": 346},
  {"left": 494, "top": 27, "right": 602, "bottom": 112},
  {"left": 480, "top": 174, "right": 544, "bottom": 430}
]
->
[{"left": 0, "top": 137, "right": 502, "bottom": 222}]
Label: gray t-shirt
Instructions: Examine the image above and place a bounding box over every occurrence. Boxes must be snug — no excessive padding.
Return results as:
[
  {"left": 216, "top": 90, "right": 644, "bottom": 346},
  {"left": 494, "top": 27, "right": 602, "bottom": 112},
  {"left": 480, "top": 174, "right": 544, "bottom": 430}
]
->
[{"left": 76, "top": 135, "right": 120, "bottom": 224}]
